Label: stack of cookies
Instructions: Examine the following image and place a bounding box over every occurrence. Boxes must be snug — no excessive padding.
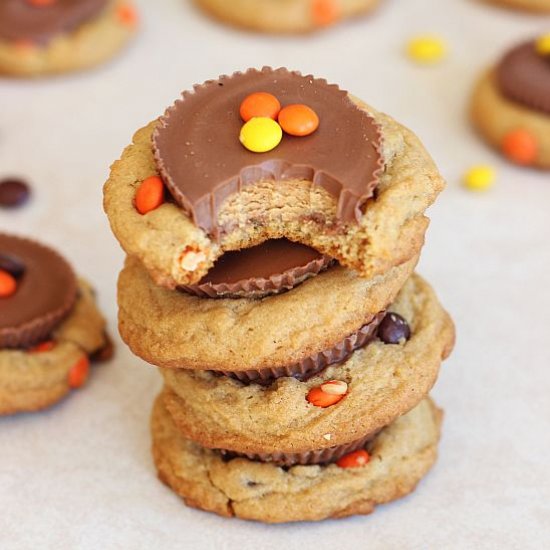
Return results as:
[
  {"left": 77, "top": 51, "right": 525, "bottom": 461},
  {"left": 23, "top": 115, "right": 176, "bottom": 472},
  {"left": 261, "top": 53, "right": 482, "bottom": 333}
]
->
[{"left": 104, "top": 68, "right": 455, "bottom": 523}]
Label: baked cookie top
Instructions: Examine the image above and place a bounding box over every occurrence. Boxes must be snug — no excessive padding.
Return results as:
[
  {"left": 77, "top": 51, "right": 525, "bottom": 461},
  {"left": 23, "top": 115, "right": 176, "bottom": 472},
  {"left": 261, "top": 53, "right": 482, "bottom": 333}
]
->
[
  {"left": 117, "top": 253, "right": 417, "bottom": 373},
  {"left": 0, "top": 0, "right": 109, "bottom": 44}
]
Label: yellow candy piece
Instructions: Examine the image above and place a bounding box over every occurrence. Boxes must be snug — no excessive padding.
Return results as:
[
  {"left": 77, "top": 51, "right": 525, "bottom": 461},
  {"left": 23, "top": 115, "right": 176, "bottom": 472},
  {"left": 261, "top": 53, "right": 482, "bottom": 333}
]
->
[
  {"left": 407, "top": 35, "right": 447, "bottom": 64},
  {"left": 239, "top": 117, "right": 283, "bottom": 153},
  {"left": 535, "top": 33, "right": 550, "bottom": 56},
  {"left": 463, "top": 165, "right": 496, "bottom": 192}
]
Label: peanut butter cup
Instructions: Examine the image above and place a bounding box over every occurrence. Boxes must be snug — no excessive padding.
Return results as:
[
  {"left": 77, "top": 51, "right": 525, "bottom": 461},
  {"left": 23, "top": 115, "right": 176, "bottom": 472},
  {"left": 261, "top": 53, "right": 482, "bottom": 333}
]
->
[
  {"left": 181, "top": 239, "right": 333, "bottom": 299},
  {"left": 220, "top": 312, "right": 385, "bottom": 384},
  {"left": 152, "top": 67, "right": 383, "bottom": 237},
  {"left": 497, "top": 39, "right": 550, "bottom": 115},
  {"left": 218, "top": 431, "right": 380, "bottom": 467},
  {"left": 0, "top": 234, "right": 77, "bottom": 349}
]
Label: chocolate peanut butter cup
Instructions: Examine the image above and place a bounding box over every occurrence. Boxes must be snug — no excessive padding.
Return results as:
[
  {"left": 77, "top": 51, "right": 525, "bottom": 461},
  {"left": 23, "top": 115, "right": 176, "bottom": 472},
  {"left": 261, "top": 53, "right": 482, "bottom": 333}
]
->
[
  {"left": 152, "top": 67, "right": 383, "bottom": 238},
  {"left": 181, "top": 239, "right": 333, "bottom": 299},
  {"left": 497, "top": 39, "right": 550, "bottom": 115},
  {"left": 220, "top": 311, "right": 386, "bottom": 384},
  {"left": 218, "top": 431, "right": 380, "bottom": 467},
  {"left": 0, "top": 0, "right": 109, "bottom": 45},
  {"left": 0, "top": 234, "right": 77, "bottom": 349}
]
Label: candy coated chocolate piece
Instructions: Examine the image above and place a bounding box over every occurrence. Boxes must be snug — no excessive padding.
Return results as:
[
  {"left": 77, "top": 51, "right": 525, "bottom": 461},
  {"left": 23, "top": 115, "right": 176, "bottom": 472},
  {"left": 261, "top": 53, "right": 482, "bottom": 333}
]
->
[
  {"left": 378, "top": 312, "right": 411, "bottom": 344},
  {"left": 0, "top": 178, "right": 31, "bottom": 208}
]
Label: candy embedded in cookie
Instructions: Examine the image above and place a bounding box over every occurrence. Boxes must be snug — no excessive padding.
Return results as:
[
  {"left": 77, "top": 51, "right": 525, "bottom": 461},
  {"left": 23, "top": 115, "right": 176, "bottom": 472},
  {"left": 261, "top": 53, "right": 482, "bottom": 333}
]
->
[
  {"left": 180, "top": 239, "right": 333, "bottom": 299},
  {"left": 0, "top": 0, "right": 138, "bottom": 76},
  {"left": 0, "top": 234, "right": 111, "bottom": 415},
  {"left": 471, "top": 36, "right": 550, "bottom": 169}
]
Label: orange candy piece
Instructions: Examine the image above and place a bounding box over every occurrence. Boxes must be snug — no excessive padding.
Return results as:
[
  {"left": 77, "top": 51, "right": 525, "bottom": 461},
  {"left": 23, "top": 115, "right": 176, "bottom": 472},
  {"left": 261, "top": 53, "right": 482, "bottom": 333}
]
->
[
  {"left": 68, "top": 356, "right": 90, "bottom": 389},
  {"left": 311, "top": 0, "right": 341, "bottom": 27},
  {"left": 30, "top": 340, "right": 55, "bottom": 353},
  {"left": 135, "top": 176, "right": 165, "bottom": 215},
  {"left": 240, "top": 92, "right": 281, "bottom": 122},
  {"left": 336, "top": 450, "right": 370, "bottom": 469},
  {"left": 502, "top": 129, "right": 538, "bottom": 166},
  {"left": 117, "top": 4, "right": 139, "bottom": 26},
  {"left": 306, "top": 385, "right": 345, "bottom": 408},
  {"left": 26, "top": 0, "right": 56, "bottom": 6},
  {"left": 278, "top": 104, "right": 320, "bottom": 137},
  {"left": 0, "top": 269, "right": 17, "bottom": 298}
]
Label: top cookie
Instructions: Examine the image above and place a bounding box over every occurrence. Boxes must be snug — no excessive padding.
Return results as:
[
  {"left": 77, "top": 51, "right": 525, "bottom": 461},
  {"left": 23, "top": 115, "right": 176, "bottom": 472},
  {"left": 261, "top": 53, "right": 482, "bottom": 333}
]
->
[{"left": 104, "top": 68, "right": 445, "bottom": 289}]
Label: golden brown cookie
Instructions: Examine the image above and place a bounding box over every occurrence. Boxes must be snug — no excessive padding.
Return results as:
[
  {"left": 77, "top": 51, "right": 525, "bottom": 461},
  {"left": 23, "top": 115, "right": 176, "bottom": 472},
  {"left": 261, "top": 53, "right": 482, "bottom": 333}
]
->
[
  {"left": 104, "top": 69, "right": 445, "bottom": 289},
  {"left": 470, "top": 38, "right": 550, "bottom": 169},
  {"left": 160, "top": 273, "right": 454, "bottom": 460},
  {"left": 0, "top": 279, "right": 110, "bottom": 415},
  {"left": 0, "top": 0, "right": 138, "bottom": 77},
  {"left": 117, "top": 252, "right": 418, "bottom": 374},
  {"left": 194, "top": 0, "right": 381, "bottom": 34},
  {"left": 152, "top": 393, "right": 442, "bottom": 523},
  {"left": 484, "top": 0, "right": 550, "bottom": 12}
]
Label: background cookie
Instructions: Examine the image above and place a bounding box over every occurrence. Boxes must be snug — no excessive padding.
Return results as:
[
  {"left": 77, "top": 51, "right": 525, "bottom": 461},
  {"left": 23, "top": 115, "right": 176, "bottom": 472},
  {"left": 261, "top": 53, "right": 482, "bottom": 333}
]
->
[
  {"left": 194, "top": 0, "right": 382, "bottom": 34},
  {"left": 0, "top": 280, "right": 110, "bottom": 415},
  {"left": 485, "top": 0, "right": 550, "bottom": 12},
  {"left": 0, "top": 0, "right": 137, "bottom": 77}
]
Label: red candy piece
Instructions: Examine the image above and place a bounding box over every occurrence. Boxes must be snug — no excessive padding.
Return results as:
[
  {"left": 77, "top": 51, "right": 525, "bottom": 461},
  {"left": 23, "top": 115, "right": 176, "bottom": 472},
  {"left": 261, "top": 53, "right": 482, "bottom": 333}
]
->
[
  {"left": 240, "top": 92, "right": 281, "bottom": 122},
  {"left": 135, "top": 176, "right": 165, "bottom": 215},
  {"left": 68, "top": 356, "right": 90, "bottom": 389},
  {"left": 26, "top": 0, "right": 57, "bottom": 6},
  {"left": 311, "top": 0, "right": 341, "bottom": 27},
  {"left": 502, "top": 129, "right": 538, "bottom": 166},
  {"left": 0, "top": 269, "right": 17, "bottom": 298},
  {"left": 278, "top": 104, "right": 320, "bottom": 137},
  {"left": 30, "top": 340, "right": 55, "bottom": 353},
  {"left": 306, "top": 385, "right": 345, "bottom": 408},
  {"left": 336, "top": 450, "right": 370, "bottom": 468},
  {"left": 117, "top": 4, "right": 139, "bottom": 26}
]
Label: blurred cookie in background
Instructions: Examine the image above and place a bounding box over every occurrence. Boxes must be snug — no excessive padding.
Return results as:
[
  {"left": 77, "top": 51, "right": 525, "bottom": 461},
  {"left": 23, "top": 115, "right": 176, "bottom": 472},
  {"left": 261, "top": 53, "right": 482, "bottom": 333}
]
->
[
  {"left": 470, "top": 35, "right": 550, "bottom": 169},
  {"left": 0, "top": 0, "right": 138, "bottom": 77},
  {"left": 194, "top": 0, "right": 382, "bottom": 34}
]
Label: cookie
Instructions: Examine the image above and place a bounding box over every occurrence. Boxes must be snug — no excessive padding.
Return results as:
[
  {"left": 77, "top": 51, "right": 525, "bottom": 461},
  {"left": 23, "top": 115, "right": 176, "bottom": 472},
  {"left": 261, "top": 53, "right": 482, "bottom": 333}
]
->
[
  {"left": 484, "top": 0, "right": 550, "bottom": 12},
  {"left": 0, "top": 0, "right": 137, "bottom": 77},
  {"left": 152, "top": 393, "right": 442, "bottom": 523},
  {"left": 194, "top": 0, "right": 382, "bottom": 34},
  {"left": 159, "top": 273, "right": 454, "bottom": 461},
  {"left": 470, "top": 38, "right": 550, "bottom": 169},
  {"left": 0, "top": 279, "right": 110, "bottom": 415},
  {"left": 117, "top": 249, "right": 418, "bottom": 375},
  {"left": 104, "top": 68, "right": 445, "bottom": 289}
]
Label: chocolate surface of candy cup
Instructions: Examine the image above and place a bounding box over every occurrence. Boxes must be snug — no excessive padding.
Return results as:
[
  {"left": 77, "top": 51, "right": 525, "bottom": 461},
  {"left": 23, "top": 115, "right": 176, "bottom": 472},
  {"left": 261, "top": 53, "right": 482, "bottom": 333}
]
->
[
  {"left": 218, "top": 311, "right": 385, "bottom": 384},
  {"left": 180, "top": 253, "right": 333, "bottom": 299},
  {"left": 0, "top": 234, "right": 77, "bottom": 349}
]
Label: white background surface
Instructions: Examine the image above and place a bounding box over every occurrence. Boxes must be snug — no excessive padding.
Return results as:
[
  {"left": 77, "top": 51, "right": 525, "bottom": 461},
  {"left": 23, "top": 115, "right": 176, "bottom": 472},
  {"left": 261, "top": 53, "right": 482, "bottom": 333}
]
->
[{"left": 1, "top": 0, "right": 550, "bottom": 548}]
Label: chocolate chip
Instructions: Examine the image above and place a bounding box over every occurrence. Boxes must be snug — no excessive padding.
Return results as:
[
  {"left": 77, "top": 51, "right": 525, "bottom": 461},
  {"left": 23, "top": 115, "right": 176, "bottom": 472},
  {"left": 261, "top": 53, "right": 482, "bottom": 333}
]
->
[
  {"left": 0, "top": 178, "right": 31, "bottom": 208},
  {"left": 0, "top": 253, "right": 25, "bottom": 278},
  {"left": 378, "top": 312, "right": 411, "bottom": 344}
]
